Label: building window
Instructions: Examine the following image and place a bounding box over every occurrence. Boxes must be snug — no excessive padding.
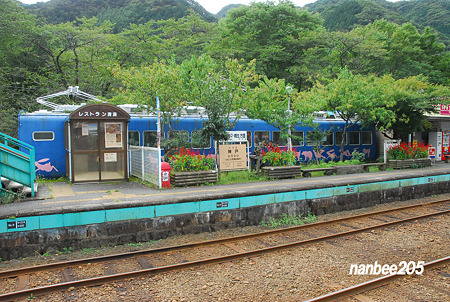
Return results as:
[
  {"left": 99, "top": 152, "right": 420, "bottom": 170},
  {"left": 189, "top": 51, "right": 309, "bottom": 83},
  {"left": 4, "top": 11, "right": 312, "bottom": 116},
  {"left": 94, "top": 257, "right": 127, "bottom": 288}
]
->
[{"left": 33, "top": 131, "right": 54, "bottom": 141}]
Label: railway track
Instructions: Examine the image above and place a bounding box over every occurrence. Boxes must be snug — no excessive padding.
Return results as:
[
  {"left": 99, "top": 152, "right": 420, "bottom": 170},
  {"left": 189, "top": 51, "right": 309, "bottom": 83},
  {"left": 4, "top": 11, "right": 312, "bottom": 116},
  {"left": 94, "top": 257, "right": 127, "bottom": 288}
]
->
[
  {"left": 305, "top": 256, "right": 450, "bottom": 302},
  {"left": 1, "top": 199, "right": 449, "bottom": 301}
]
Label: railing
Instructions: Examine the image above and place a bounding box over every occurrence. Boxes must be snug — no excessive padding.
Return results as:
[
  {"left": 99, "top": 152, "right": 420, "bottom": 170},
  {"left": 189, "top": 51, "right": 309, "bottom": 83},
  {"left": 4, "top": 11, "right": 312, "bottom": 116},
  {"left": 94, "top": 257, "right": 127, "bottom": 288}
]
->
[
  {"left": 0, "top": 132, "right": 36, "bottom": 197},
  {"left": 129, "top": 146, "right": 161, "bottom": 188}
]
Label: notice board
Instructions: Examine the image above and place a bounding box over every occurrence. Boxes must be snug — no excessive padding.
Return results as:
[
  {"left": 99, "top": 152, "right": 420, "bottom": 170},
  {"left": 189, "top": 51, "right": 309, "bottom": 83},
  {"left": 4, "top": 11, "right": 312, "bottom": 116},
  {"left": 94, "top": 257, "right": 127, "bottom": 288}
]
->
[{"left": 219, "top": 144, "right": 247, "bottom": 170}]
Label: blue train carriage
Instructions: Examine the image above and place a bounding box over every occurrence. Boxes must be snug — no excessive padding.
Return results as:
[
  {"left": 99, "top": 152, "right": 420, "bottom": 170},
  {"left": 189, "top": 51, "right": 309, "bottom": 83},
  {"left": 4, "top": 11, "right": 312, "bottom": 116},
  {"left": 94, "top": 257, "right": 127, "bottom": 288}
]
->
[
  {"left": 227, "top": 116, "right": 376, "bottom": 162},
  {"left": 19, "top": 110, "right": 68, "bottom": 178},
  {"left": 18, "top": 104, "right": 377, "bottom": 179},
  {"left": 128, "top": 112, "right": 377, "bottom": 162}
]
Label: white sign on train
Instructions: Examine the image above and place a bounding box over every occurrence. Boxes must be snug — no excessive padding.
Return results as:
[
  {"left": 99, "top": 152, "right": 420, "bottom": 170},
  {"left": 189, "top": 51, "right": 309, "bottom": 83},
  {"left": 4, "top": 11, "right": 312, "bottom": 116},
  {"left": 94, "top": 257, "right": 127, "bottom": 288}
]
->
[{"left": 226, "top": 131, "right": 247, "bottom": 142}]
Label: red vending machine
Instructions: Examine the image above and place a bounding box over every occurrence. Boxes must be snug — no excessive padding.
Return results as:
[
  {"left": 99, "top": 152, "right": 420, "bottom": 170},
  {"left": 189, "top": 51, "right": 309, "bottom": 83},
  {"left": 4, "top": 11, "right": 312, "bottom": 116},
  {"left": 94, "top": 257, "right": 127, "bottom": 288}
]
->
[{"left": 442, "top": 130, "right": 450, "bottom": 161}]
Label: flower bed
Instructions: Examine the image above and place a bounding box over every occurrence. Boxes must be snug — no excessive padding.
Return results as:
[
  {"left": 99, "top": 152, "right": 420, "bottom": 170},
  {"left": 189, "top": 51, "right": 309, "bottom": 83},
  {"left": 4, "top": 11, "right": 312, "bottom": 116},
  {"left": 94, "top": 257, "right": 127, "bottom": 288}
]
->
[
  {"left": 260, "top": 143, "right": 300, "bottom": 179},
  {"left": 387, "top": 142, "right": 431, "bottom": 169},
  {"left": 168, "top": 147, "right": 217, "bottom": 186}
]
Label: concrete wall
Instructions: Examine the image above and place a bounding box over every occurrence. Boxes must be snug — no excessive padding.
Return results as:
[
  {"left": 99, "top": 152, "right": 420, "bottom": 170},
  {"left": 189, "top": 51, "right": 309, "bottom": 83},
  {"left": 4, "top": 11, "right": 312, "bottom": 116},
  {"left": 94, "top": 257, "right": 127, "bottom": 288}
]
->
[{"left": 1, "top": 179, "right": 449, "bottom": 260}]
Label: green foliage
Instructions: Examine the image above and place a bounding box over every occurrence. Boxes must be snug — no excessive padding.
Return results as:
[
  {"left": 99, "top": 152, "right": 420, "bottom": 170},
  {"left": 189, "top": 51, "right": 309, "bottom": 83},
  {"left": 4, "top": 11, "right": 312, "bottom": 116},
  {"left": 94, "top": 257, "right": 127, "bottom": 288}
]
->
[
  {"left": 351, "top": 150, "right": 366, "bottom": 164},
  {"left": 300, "top": 68, "right": 397, "bottom": 161},
  {"left": 1, "top": 0, "right": 449, "bottom": 140},
  {"left": 305, "top": 124, "right": 333, "bottom": 165},
  {"left": 306, "top": 0, "right": 449, "bottom": 45},
  {"left": 26, "top": 0, "right": 216, "bottom": 33},
  {"left": 216, "top": 1, "right": 324, "bottom": 89},
  {"left": 218, "top": 170, "right": 267, "bottom": 185},
  {"left": 179, "top": 55, "right": 258, "bottom": 142},
  {"left": 246, "top": 77, "right": 315, "bottom": 144},
  {"left": 260, "top": 213, "right": 317, "bottom": 228},
  {"left": 0, "top": 190, "right": 20, "bottom": 205}
]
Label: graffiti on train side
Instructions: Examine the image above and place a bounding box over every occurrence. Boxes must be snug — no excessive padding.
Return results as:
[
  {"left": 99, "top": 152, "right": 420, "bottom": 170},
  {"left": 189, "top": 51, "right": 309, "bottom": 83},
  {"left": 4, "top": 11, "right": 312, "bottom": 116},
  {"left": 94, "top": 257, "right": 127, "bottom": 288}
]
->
[
  {"left": 292, "top": 147, "right": 370, "bottom": 162},
  {"left": 35, "top": 158, "right": 59, "bottom": 173}
]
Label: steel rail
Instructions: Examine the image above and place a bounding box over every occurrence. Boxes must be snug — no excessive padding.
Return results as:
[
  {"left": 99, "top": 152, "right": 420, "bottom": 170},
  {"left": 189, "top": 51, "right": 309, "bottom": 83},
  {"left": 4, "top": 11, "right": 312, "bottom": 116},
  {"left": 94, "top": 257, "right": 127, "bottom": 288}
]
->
[
  {"left": 0, "top": 208, "right": 448, "bottom": 302},
  {"left": 1, "top": 199, "right": 448, "bottom": 279},
  {"left": 304, "top": 256, "right": 450, "bottom": 302}
]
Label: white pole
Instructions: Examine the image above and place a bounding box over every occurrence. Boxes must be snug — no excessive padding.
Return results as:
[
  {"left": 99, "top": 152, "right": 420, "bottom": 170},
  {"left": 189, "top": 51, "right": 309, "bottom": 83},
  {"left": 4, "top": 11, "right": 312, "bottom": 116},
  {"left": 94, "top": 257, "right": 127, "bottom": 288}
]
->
[{"left": 157, "top": 94, "right": 162, "bottom": 189}]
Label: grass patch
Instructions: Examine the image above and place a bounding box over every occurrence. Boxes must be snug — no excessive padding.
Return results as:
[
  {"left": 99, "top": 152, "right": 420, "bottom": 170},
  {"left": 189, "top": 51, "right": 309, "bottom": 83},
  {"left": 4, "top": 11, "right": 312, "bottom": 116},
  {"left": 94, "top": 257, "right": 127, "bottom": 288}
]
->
[
  {"left": 260, "top": 212, "right": 317, "bottom": 228},
  {"left": 37, "top": 176, "right": 70, "bottom": 184},
  {"left": 0, "top": 189, "right": 22, "bottom": 205},
  {"left": 218, "top": 170, "right": 268, "bottom": 185}
]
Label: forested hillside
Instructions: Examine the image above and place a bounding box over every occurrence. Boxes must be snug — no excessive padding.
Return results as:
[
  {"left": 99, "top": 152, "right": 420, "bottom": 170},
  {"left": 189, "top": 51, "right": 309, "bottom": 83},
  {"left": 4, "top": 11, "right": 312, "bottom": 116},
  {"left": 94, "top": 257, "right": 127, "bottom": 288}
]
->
[
  {"left": 1, "top": 0, "right": 449, "bottom": 141},
  {"left": 24, "top": 0, "right": 216, "bottom": 33},
  {"left": 306, "top": 0, "right": 449, "bottom": 42}
]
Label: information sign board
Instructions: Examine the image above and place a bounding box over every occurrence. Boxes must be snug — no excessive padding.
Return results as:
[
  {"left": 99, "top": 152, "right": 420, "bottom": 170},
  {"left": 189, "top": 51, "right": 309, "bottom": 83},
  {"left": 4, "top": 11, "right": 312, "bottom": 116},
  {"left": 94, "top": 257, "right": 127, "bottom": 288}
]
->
[{"left": 219, "top": 144, "right": 247, "bottom": 170}]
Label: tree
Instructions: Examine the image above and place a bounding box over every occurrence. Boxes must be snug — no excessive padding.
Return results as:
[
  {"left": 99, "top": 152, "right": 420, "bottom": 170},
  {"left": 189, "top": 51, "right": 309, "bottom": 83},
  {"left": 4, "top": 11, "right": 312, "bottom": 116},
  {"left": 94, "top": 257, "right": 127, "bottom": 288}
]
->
[
  {"left": 305, "top": 124, "right": 333, "bottom": 165},
  {"left": 246, "top": 76, "right": 315, "bottom": 149},
  {"left": 117, "top": 11, "right": 217, "bottom": 67},
  {"left": 0, "top": 0, "right": 42, "bottom": 136},
  {"left": 373, "top": 75, "right": 450, "bottom": 141},
  {"left": 215, "top": 0, "right": 324, "bottom": 90},
  {"left": 300, "top": 68, "right": 396, "bottom": 161},
  {"left": 180, "top": 55, "right": 258, "bottom": 141},
  {"left": 32, "top": 17, "right": 116, "bottom": 94},
  {"left": 111, "top": 58, "right": 186, "bottom": 131}
]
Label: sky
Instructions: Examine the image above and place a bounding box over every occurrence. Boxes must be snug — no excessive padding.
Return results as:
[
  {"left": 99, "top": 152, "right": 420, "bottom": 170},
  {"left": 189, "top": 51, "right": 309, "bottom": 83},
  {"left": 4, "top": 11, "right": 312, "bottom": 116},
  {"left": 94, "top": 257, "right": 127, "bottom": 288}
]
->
[{"left": 19, "top": 0, "right": 401, "bottom": 15}]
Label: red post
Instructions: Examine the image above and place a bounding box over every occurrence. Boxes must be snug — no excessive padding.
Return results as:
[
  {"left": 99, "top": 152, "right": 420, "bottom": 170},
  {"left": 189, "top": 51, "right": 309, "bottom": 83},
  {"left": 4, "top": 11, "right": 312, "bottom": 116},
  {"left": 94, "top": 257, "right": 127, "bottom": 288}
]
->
[{"left": 161, "top": 162, "right": 171, "bottom": 188}]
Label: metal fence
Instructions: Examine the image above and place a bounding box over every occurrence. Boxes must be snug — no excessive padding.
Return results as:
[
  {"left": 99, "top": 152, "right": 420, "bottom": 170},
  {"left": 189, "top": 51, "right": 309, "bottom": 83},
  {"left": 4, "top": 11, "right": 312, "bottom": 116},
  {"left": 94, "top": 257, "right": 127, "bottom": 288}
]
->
[{"left": 129, "top": 146, "right": 161, "bottom": 188}]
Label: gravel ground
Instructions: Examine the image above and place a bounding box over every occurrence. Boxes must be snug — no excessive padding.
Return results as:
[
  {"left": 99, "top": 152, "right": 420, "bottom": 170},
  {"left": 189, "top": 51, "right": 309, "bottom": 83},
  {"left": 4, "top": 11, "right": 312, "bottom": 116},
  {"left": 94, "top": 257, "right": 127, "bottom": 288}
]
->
[{"left": 1, "top": 194, "right": 449, "bottom": 301}]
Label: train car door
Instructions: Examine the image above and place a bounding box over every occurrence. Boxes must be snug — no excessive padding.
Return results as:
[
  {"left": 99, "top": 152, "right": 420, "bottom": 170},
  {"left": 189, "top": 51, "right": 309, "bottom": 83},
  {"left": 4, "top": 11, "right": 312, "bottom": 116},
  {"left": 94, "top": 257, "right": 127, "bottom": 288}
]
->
[{"left": 68, "top": 104, "right": 130, "bottom": 182}]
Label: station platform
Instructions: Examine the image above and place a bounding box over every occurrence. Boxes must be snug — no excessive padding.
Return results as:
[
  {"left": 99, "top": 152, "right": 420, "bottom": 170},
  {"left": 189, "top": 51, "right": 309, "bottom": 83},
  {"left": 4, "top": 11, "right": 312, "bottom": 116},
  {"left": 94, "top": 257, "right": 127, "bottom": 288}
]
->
[
  {"left": 2, "top": 162, "right": 450, "bottom": 219},
  {"left": 2, "top": 162, "right": 450, "bottom": 260}
]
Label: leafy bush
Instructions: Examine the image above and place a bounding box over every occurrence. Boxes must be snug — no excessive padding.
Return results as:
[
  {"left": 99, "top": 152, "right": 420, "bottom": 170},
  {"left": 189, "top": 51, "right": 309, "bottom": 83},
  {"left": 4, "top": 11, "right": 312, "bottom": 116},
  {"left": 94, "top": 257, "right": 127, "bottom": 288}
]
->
[
  {"left": 351, "top": 150, "right": 366, "bottom": 164},
  {"left": 168, "top": 147, "right": 215, "bottom": 172}
]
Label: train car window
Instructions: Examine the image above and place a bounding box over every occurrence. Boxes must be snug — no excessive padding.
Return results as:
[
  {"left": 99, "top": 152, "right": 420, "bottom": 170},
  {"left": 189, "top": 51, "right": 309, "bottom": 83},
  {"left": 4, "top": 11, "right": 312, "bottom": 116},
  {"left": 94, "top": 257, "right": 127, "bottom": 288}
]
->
[
  {"left": 305, "top": 132, "right": 314, "bottom": 146},
  {"left": 305, "top": 131, "right": 333, "bottom": 146},
  {"left": 33, "top": 131, "right": 54, "bottom": 141},
  {"left": 272, "top": 131, "right": 287, "bottom": 146},
  {"left": 349, "top": 131, "right": 360, "bottom": 145},
  {"left": 143, "top": 131, "right": 158, "bottom": 147},
  {"left": 254, "top": 131, "right": 270, "bottom": 145},
  {"left": 247, "top": 131, "right": 252, "bottom": 148},
  {"left": 128, "top": 131, "right": 140, "bottom": 146},
  {"left": 323, "top": 133, "right": 333, "bottom": 146},
  {"left": 191, "top": 130, "right": 211, "bottom": 149},
  {"left": 336, "top": 131, "right": 347, "bottom": 145},
  {"left": 361, "top": 131, "right": 372, "bottom": 145},
  {"left": 168, "top": 130, "right": 189, "bottom": 142},
  {"left": 291, "top": 131, "right": 304, "bottom": 146}
]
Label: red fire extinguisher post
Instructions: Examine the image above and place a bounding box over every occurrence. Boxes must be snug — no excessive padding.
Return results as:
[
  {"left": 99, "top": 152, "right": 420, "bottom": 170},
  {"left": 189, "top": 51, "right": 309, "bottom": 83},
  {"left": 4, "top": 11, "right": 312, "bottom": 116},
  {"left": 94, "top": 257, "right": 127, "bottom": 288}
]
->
[{"left": 161, "top": 162, "right": 171, "bottom": 188}]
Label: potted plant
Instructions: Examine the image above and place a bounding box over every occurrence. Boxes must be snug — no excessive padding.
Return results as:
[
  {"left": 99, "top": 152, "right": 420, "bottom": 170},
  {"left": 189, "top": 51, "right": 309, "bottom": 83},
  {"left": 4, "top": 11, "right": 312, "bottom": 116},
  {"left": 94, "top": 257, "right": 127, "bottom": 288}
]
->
[{"left": 168, "top": 147, "right": 217, "bottom": 186}]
